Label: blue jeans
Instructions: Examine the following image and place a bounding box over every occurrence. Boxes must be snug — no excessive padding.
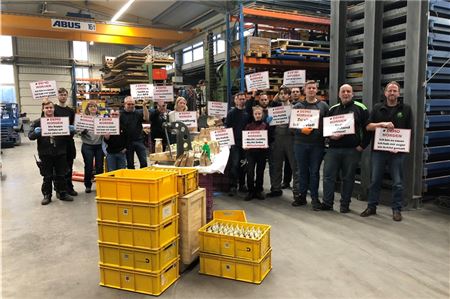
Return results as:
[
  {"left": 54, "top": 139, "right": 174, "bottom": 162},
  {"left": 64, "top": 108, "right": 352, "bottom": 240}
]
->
[
  {"left": 367, "top": 151, "right": 405, "bottom": 211},
  {"left": 106, "top": 152, "right": 127, "bottom": 171},
  {"left": 126, "top": 140, "right": 148, "bottom": 169},
  {"left": 323, "top": 147, "right": 362, "bottom": 207},
  {"left": 294, "top": 143, "right": 324, "bottom": 200},
  {"left": 81, "top": 143, "right": 104, "bottom": 188}
]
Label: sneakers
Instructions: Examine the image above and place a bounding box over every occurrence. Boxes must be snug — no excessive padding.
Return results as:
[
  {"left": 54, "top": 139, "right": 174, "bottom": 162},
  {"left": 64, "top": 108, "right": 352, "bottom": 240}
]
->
[
  {"left": 41, "top": 194, "right": 52, "bottom": 205},
  {"left": 393, "top": 210, "right": 402, "bottom": 222},
  {"left": 340, "top": 205, "right": 350, "bottom": 213},
  {"left": 59, "top": 193, "right": 74, "bottom": 201},
  {"left": 311, "top": 200, "right": 322, "bottom": 211},
  {"left": 292, "top": 194, "right": 307, "bottom": 206},
  {"left": 68, "top": 189, "right": 78, "bottom": 196},
  {"left": 267, "top": 190, "right": 282, "bottom": 197},
  {"left": 238, "top": 185, "right": 248, "bottom": 193},
  {"left": 281, "top": 183, "right": 291, "bottom": 189},
  {"left": 320, "top": 204, "right": 333, "bottom": 211},
  {"left": 254, "top": 192, "right": 265, "bottom": 200},
  {"left": 360, "top": 207, "right": 377, "bottom": 217},
  {"left": 85, "top": 187, "right": 92, "bottom": 194},
  {"left": 244, "top": 193, "right": 253, "bottom": 201}
]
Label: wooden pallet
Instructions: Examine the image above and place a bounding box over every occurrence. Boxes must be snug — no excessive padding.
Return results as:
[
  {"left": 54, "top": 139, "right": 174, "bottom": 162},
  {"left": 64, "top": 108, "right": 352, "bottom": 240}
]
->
[
  {"left": 245, "top": 50, "right": 271, "bottom": 58},
  {"left": 275, "top": 51, "right": 331, "bottom": 58},
  {"left": 272, "top": 39, "right": 330, "bottom": 51}
]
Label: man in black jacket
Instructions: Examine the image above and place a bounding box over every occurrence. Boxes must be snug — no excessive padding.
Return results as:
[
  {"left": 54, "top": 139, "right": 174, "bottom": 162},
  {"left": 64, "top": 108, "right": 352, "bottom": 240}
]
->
[
  {"left": 321, "top": 84, "right": 370, "bottom": 213},
  {"left": 29, "top": 100, "right": 74, "bottom": 205}
]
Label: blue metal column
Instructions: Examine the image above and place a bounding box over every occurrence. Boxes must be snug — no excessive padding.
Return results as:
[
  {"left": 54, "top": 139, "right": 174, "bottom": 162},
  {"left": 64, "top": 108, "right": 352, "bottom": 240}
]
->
[
  {"left": 239, "top": 2, "right": 245, "bottom": 92},
  {"left": 226, "top": 11, "right": 232, "bottom": 108}
]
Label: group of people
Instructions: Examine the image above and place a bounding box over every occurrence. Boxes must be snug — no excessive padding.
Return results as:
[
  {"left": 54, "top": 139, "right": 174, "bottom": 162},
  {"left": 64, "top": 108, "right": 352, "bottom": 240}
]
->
[{"left": 226, "top": 80, "right": 411, "bottom": 222}]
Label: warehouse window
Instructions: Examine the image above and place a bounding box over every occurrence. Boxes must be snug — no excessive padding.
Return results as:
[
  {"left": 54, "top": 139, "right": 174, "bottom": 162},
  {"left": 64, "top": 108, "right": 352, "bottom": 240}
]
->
[
  {"left": 0, "top": 64, "right": 16, "bottom": 103},
  {"left": 0, "top": 36, "right": 13, "bottom": 57},
  {"left": 193, "top": 42, "right": 204, "bottom": 61},
  {"left": 73, "top": 41, "right": 88, "bottom": 61},
  {"left": 213, "top": 34, "right": 225, "bottom": 55},
  {"left": 183, "top": 46, "right": 193, "bottom": 64}
]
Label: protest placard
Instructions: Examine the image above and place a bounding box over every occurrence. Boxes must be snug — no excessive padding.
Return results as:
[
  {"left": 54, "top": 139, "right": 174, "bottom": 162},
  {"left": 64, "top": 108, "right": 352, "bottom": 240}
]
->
[
  {"left": 175, "top": 111, "right": 198, "bottom": 129},
  {"left": 289, "top": 109, "right": 320, "bottom": 129},
  {"left": 245, "top": 71, "right": 270, "bottom": 91},
  {"left": 30, "top": 80, "right": 58, "bottom": 99},
  {"left": 94, "top": 117, "right": 120, "bottom": 135},
  {"left": 74, "top": 114, "right": 95, "bottom": 132},
  {"left": 130, "top": 84, "right": 154, "bottom": 100},
  {"left": 210, "top": 128, "right": 235, "bottom": 147},
  {"left": 207, "top": 101, "right": 228, "bottom": 118},
  {"left": 268, "top": 106, "right": 292, "bottom": 126},
  {"left": 283, "top": 70, "right": 306, "bottom": 87},
  {"left": 374, "top": 128, "right": 411, "bottom": 153},
  {"left": 323, "top": 113, "right": 355, "bottom": 137},
  {"left": 243, "top": 130, "right": 268, "bottom": 149},
  {"left": 41, "top": 117, "right": 70, "bottom": 136},
  {"left": 154, "top": 85, "right": 174, "bottom": 102}
]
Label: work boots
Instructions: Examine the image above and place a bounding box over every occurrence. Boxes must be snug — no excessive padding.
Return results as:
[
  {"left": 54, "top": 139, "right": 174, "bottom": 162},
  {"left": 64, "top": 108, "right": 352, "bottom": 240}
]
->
[{"left": 41, "top": 194, "right": 52, "bottom": 205}]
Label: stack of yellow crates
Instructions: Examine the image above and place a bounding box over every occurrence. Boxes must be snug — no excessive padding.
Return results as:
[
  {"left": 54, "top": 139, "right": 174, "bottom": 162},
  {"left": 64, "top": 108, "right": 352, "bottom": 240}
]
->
[
  {"left": 145, "top": 167, "right": 207, "bottom": 268},
  {"left": 198, "top": 218, "right": 272, "bottom": 284},
  {"left": 95, "top": 169, "right": 180, "bottom": 296}
]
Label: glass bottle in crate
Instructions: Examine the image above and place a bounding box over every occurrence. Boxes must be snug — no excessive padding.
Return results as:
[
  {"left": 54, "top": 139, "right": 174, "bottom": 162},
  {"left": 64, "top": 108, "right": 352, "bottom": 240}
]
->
[{"left": 155, "top": 138, "right": 163, "bottom": 153}]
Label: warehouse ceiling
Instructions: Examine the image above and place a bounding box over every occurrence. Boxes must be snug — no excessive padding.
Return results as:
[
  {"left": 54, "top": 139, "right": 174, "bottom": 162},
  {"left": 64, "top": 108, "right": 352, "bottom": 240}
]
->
[{"left": 0, "top": 0, "right": 232, "bottom": 30}]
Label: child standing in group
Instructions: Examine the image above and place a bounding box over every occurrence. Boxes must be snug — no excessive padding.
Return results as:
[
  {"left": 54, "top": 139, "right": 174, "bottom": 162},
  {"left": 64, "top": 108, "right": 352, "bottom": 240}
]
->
[{"left": 243, "top": 105, "right": 269, "bottom": 201}]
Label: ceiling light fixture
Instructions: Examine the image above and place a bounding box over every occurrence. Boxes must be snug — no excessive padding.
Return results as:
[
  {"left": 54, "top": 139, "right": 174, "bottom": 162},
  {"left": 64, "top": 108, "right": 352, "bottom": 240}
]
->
[{"left": 111, "top": 0, "right": 135, "bottom": 22}]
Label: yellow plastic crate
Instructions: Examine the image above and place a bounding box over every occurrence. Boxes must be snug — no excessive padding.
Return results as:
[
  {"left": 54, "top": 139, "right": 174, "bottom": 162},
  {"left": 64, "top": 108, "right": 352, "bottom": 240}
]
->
[
  {"left": 199, "top": 219, "right": 271, "bottom": 261},
  {"left": 145, "top": 167, "right": 198, "bottom": 197},
  {"left": 95, "top": 169, "right": 177, "bottom": 203},
  {"left": 99, "top": 259, "right": 179, "bottom": 296},
  {"left": 96, "top": 196, "right": 177, "bottom": 226},
  {"left": 98, "top": 215, "right": 179, "bottom": 250},
  {"left": 98, "top": 237, "right": 179, "bottom": 273},
  {"left": 213, "top": 210, "right": 247, "bottom": 222},
  {"left": 199, "top": 249, "right": 272, "bottom": 284}
]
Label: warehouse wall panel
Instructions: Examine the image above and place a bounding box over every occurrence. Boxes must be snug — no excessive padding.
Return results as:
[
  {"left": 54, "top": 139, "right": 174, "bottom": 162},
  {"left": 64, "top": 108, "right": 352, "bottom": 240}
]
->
[{"left": 17, "top": 37, "right": 70, "bottom": 59}]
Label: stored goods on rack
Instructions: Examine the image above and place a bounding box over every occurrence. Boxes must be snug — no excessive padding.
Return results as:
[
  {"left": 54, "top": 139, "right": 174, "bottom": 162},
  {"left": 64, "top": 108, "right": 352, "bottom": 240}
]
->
[
  {"left": 97, "top": 215, "right": 179, "bottom": 250},
  {"left": 99, "top": 237, "right": 179, "bottom": 273},
  {"left": 199, "top": 219, "right": 270, "bottom": 261},
  {"left": 178, "top": 188, "right": 207, "bottom": 265},
  {"left": 144, "top": 167, "right": 198, "bottom": 197},
  {"left": 99, "top": 259, "right": 179, "bottom": 296},
  {"left": 213, "top": 210, "right": 247, "bottom": 222},
  {"left": 96, "top": 196, "right": 177, "bottom": 226},
  {"left": 271, "top": 39, "right": 330, "bottom": 51},
  {"left": 95, "top": 169, "right": 177, "bottom": 203},
  {"left": 199, "top": 249, "right": 272, "bottom": 284}
]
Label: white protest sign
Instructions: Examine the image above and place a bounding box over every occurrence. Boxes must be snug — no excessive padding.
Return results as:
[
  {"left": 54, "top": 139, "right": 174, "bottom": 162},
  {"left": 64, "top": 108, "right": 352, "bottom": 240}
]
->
[
  {"left": 30, "top": 80, "right": 58, "bottom": 99},
  {"left": 283, "top": 70, "right": 306, "bottom": 87},
  {"left": 289, "top": 109, "right": 320, "bottom": 129},
  {"left": 175, "top": 111, "right": 197, "bottom": 129},
  {"left": 94, "top": 117, "right": 120, "bottom": 135},
  {"left": 210, "top": 128, "right": 235, "bottom": 147},
  {"left": 243, "top": 130, "right": 268, "bottom": 149},
  {"left": 154, "top": 85, "right": 174, "bottom": 102},
  {"left": 374, "top": 128, "right": 411, "bottom": 153},
  {"left": 323, "top": 113, "right": 355, "bottom": 137},
  {"left": 130, "top": 84, "right": 154, "bottom": 100},
  {"left": 41, "top": 117, "right": 70, "bottom": 136},
  {"left": 268, "top": 106, "right": 292, "bottom": 126},
  {"left": 207, "top": 101, "right": 228, "bottom": 118},
  {"left": 245, "top": 71, "right": 270, "bottom": 91},
  {"left": 74, "top": 114, "right": 94, "bottom": 132}
]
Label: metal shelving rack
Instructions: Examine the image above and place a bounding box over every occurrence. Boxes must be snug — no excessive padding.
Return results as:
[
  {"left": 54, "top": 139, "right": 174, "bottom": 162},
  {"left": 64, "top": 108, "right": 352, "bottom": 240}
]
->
[{"left": 330, "top": 0, "right": 450, "bottom": 208}]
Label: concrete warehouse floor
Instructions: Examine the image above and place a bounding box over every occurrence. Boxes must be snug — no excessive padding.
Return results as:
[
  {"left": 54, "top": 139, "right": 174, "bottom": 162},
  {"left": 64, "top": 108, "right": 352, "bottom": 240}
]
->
[{"left": 2, "top": 136, "right": 449, "bottom": 299}]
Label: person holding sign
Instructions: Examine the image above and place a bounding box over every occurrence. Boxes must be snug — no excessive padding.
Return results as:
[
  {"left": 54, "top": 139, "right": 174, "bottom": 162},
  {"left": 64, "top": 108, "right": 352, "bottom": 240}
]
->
[
  {"left": 28, "top": 100, "right": 75, "bottom": 205},
  {"left": 54, "top": 88, "right": 78, "bottom": 197},
  {"left": 80, "top": 101, "right": 104, "bottom": 193},
  {"left": 361, "top": 81, "right": 412, "bottom": 221},
  {"left": 243, "top": 106, "right": 270, "bottom": 201},
  {"left": 290, "top": 87, "right": 303, "bottom": 105},
  {"left": 168, "top": 96, "right": 188, "bottom": 122},
  {"left": 120, "top": 96, "right": 149, "bottom": 168},
  {"left": 225, "top": 92, "right": 250, "bottom": 196},
  {"left": 321, "top": 84, "right": 370, "bottom": 213},
  {"left": 149, "top": 101, "right": 170, "bottom": 152},
  {"left": 103, "top": 110, "right": 127, "bottom": 171},
  {"left": 292, "top": 80, "right": 329, "bottom": 210}
]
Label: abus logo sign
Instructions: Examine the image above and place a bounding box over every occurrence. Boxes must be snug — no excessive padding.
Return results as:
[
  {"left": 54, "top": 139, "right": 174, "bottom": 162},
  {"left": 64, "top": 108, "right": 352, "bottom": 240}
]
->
[
  {"left": 51, "top": 19, "right": 96, "bottom": 32},
  {"left": 52, "top": 20, "right": 81, "bottom": 29}
]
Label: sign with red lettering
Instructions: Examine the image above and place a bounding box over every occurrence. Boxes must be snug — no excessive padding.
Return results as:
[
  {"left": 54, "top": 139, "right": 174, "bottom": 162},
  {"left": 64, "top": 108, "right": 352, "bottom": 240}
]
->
[
  {"left": 268, "top": 105, "right": 291, "bottom": 126},
  {"left": 374, "top": 128, "right": 411, "bottom": 153},
  {"left": 289, "top": 109, "right": 320, "bottom": 129},
  {"left": 41, "top": 117, "right": 70, "bottom": 136},
  {"left": 243, "top": 130, "right": 268, "bottom": 149},
  {"left": 175, "top": 111, "right": 197, "bottom": 129},
  {"left": 323, "top": 113, "right": 355, "bottom": 137},
  {"left": 30, "top": 80, "right": 58, "bottom": 99},
  {"left": 74, "top": 114, "right": 94, "bottom": 132},
  {"left": 245, "top": 71, "right": 270, "bottom": 91},
  {"left": 210, "top": 128, "right": 235, "bottom": 147},
  {"left": 207, "top": 101, "right": 228, "bottom": 118},
  {"left": 154, "top": 85, "right": 174, "bottom": 102},
  {"left": 283, "top": 70, "right": 306, "bottom": 87},
  {"left": 94, "top": 117, "right": 120, "bottom": 135},
  {"left": 130, "top": 84, "right": 154, "bottom": 100}
]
